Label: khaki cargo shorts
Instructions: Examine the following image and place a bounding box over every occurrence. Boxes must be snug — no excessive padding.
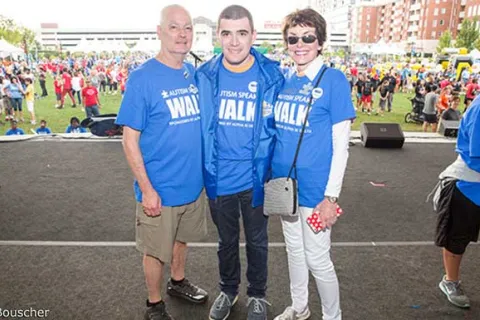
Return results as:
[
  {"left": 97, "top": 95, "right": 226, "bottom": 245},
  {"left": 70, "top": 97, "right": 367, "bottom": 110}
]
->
[{"left": 135, "top": 191, "right": 208, "bottom": 263}]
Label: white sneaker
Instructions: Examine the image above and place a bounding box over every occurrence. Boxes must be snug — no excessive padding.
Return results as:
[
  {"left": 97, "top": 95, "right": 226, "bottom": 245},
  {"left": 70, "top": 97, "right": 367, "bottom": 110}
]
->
[{"left": 274, "top": 306, "right": 311, "bottom": 320}]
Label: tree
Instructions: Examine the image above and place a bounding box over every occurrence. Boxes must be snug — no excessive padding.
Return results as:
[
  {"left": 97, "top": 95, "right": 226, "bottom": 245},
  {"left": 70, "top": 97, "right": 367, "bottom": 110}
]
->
[
  {"left": 260, "top": 41, "right": 273, "bottom": 53},
  {"left": 0, "top": 15, "right": 39, "bottom": 53},
  {"left": 475, "top": 37, "right": 480, "bottom": 50},
  {"left": 436, "top": 30, "right": 452, "bottom": 53},
  {"left": 455, "top": 18, "right": 480, "bottom": 51}
]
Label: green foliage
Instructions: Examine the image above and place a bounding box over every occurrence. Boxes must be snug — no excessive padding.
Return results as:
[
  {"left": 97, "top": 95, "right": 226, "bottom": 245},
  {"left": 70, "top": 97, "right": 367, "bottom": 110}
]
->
[
  {"left": 436, "top": 30, "right": 452, "bottom": 53},
  {"left": 0, "top": 15, "right": 39, "bottom": 53},
  {"left": 455, "top": 18, "right": 480, "bottom": 51},
  {"left": 260, "top": 41, "right": 273, "bottom": 53}
]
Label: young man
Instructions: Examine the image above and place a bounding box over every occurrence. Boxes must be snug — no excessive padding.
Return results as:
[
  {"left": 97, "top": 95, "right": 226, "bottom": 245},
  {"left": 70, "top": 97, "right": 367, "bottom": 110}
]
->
[
  {"left": 5, "top": 120, "right": 24, "bottom": 135},
  {"left": 422, "top": 85, "right": 439, "bottom": 132},
  {"left": 116, "top": 5, "right": 208, "bottom": 320},
  {"left": 380, "top": 70, "right": 397, "bottom": 112},
  {"left": 196, "top": 5, "right": 283, "bottom": 320},
  {"left": 35, "top": 120, "right": 52, "bottom": 135}
]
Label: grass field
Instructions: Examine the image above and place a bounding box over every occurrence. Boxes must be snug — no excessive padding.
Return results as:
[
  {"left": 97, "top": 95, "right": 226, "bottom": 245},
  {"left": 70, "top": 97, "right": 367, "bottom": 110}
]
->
[{"left": 0, "top": 78, "right": 426, "bottom": 135}]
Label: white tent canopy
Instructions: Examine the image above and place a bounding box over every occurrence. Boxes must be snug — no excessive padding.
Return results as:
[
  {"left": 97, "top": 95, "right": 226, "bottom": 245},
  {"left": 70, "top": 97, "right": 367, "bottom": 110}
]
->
[
  {"left": 370, "top": 39, "right": 406, "bottom": 56},
  {"left": 71, "top": 37, "right": 92, "bottom": 52},
  {"left": 132, "top": 38, "right": 159, "bottom": 52},
  {"left": 470, "top": 48, "right": 480, "bottom": 60},
  {"left": 0, "top": 39, "right": 24, "bottom": 58},
  {"left": 72, "top": 38, "right": 130, "bottom": 52}
]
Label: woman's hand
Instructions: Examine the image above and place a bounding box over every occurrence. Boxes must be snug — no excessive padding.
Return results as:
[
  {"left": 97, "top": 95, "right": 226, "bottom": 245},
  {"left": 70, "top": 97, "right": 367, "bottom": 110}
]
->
[{"left": 313, "top": 198, "right": 338, "bottom": 229}]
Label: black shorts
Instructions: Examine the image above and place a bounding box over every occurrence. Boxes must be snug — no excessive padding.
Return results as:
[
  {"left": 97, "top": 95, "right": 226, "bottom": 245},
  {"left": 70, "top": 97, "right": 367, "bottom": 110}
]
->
[
  {"left": 423, "top": 113, "right": 437, "bottom": 124},
  {"left": 464, "top": 97, "right": 473, "bottom": 105},
  {"left": 435, "top": 185, "right": 480, "bottom": 255}
]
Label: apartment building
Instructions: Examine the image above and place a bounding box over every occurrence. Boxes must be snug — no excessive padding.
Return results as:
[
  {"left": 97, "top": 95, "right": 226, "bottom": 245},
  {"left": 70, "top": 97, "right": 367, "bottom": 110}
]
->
[{"left": 353, "top": 0, "right": 480, "bottom": 54}]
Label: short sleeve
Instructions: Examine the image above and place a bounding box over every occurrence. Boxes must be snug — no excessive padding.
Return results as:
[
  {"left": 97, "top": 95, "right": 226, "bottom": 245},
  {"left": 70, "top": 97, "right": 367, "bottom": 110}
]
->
[
  {"left": 329, "top": 70, "right": 356, "bottom": 125},
  {"left": 468, "top": 107, "right": 480, "bottom": 158},
  {"left": 115, "top": 76, "right": 148, "bottom": 131}
]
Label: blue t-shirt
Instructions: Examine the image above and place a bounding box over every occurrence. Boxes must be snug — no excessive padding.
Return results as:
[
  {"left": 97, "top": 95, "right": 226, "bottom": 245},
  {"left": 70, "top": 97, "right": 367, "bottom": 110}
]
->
[
  {"left": 6, "top": 128, "right": 24, "bottom": 135},
  {"left": 65, "top": 125, "right": 87, "bottom": 133},
  {"left": 36, "top": 127, "right": 52, "bottom": 135},
  {"left": 216, "top": 62, "right": 259, "bottom": 196},
  {"left": 272, "top": 67, "right": 356, "bottom": 208},
  {"left": 116, "top": 58, "right": 203, "bottom": 207},
  {"left": 6, "top": 83, "right": 22, "bottom": 99},
  {"left": 456, "top": 101, "right": 480, "bottom": 205}
]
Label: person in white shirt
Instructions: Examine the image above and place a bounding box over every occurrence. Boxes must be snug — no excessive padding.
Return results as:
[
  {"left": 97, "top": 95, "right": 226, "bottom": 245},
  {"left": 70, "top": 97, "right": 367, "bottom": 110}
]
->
[
  {"left": 272, "top": 8, "right": 355, "bottom": 320},
  {"left": 71, "top": 72, "right": 83, "bottom": 106}
]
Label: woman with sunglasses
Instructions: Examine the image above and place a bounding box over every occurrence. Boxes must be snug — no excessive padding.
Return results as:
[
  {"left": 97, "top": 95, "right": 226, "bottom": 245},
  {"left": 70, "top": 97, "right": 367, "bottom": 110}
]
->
[{"left": 271, "top": 9, "right": 356, "bottom": 320}]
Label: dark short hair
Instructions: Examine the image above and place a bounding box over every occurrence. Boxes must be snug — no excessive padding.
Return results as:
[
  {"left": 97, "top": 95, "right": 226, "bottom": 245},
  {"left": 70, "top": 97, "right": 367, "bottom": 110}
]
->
[
  {"left": 282, "top": 8, "right": 327, "bottom": 52},
  {"left": 218, "top": 5, "right": 254, "bottom": 31},
  {"left": 40, "top": 119, "right": 47, "bottom": 124},
  {"left": 70, "top": 117, "right": 80, "bottom": 125},
  {"left": 452, "top": 95, "right": 460, "bottom": 102}
]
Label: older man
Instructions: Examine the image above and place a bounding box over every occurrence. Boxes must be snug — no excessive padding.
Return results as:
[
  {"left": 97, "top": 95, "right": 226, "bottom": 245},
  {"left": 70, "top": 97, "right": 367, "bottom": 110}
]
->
[{"left": 116, "top": 5, "right": 208, "bottom": 320}]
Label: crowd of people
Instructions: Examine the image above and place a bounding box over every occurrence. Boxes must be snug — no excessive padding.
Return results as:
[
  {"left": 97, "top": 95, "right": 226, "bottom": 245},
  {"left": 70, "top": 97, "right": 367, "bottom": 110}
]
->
[{"left": 0, "top": 54, "right": 154, "bottom": 135}]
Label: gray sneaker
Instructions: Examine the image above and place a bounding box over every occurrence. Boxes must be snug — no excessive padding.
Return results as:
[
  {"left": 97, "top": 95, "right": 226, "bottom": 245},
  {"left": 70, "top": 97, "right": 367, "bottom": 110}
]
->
[
  {"left": 439, "top": 275, "right": 470, "bottom": 308},
  {"left": 247, "top": 297, "right": 271, "bottom": 320},
  {"left": 209, "top": 292, "right": 238, "bottom": 320}
]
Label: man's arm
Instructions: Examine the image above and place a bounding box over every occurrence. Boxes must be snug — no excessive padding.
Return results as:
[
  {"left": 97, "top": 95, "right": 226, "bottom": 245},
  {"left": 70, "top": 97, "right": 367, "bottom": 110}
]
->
[{"left": 122, "top": 126, "right": 161, "bottom": 216}]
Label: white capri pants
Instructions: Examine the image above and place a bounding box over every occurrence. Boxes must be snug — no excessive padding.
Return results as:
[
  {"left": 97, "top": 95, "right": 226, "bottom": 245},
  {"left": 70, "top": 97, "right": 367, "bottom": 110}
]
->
[{"left": 281, "top": 206, "right": 341, "bottom": 320}]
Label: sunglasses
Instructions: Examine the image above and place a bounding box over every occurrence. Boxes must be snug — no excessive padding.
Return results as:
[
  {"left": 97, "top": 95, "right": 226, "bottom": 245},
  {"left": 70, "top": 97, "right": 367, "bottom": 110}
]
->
[{"left": 287, "top": 34, "right": 317, "bottom": 45}]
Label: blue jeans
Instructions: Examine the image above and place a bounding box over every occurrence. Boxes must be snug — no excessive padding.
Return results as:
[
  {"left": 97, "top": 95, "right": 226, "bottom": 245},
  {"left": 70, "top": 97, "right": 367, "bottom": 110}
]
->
[
  {"left": 209, "top": 189, "right": 268, "bottom": 298},
  {"left": 10, "top": 98, "right": 22, "bottom": 111},
  {"left": 85, "top": 105, "right": 100, "bottom": 118}
]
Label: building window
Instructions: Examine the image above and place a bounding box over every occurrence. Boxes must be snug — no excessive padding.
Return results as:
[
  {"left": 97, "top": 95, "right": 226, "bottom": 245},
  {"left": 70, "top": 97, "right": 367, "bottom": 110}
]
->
[
  {"left": 441, "top": 8, "right": 446, "bottom": 14},
  {"left": 433, "top": 20, "right": 437, "bottom": 27},
  {"left": 435, "top": 0, "right": 440, "bottom": 3},
  {"left": 440, "top": 19, "right": 444, "bottom": 25},
  {"left": 431, "top": 31, "right": 436, "bottom": 38},
  {"left": 434, "top": 8, "right": 439, "bottom": 16}
]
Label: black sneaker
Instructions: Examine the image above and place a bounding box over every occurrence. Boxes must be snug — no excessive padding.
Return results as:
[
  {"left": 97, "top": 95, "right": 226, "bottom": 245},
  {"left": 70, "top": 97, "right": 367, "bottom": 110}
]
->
[
  {"left": 167, "top": 278, "right": 208, "bottom": 304},
  {"left": 144, "top": 301, "right": 174, "bottom": 320}
]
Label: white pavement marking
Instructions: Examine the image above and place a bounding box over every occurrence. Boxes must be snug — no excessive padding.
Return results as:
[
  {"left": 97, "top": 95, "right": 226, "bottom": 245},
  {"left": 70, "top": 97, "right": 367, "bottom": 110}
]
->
[{"left": 0, "top": 241, "right": 477, "bottom": 247}]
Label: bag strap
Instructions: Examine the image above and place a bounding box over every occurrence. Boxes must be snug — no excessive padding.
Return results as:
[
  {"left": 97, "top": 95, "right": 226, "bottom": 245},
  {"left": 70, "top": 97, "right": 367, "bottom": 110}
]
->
[{"left": 287, "top": 65, "right": 328, "bottom": 180}]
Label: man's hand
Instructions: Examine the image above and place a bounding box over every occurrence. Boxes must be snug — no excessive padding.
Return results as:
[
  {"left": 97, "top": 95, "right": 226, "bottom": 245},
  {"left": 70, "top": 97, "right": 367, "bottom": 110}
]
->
[
  {"left": 142, "top": 189, "right": 162, "bottom": 217},
  {"left": 313, "top": 198, "right": 338, "bottom": 229}
]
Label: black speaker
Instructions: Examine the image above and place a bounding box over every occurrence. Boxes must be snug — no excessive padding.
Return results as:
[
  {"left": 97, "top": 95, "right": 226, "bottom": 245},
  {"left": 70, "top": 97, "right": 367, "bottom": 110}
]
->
[
  {"left": 360, "top": 122, "right": 405, "bottom": 148},
  {"left": 439, "top": 120, "right": 460, "bottom": 137}
]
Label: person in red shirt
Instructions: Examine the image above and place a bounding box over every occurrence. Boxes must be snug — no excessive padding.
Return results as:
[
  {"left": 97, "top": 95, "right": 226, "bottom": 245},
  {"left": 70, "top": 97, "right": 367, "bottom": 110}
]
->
[
  {"left": 61, "top": 68, "right": 76, "bottom": 108},
  {"left": 464, "top": 78, "right": 479, "bottom": 111},
  {"left": 53, "top": 75, "right": 63, "bottom": 108},
  {"left": 81, "top": 78, "right": 101, "bottom": 117},
  {"left": 350, "top": 64, "right": 358, "bottom": 84}
]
